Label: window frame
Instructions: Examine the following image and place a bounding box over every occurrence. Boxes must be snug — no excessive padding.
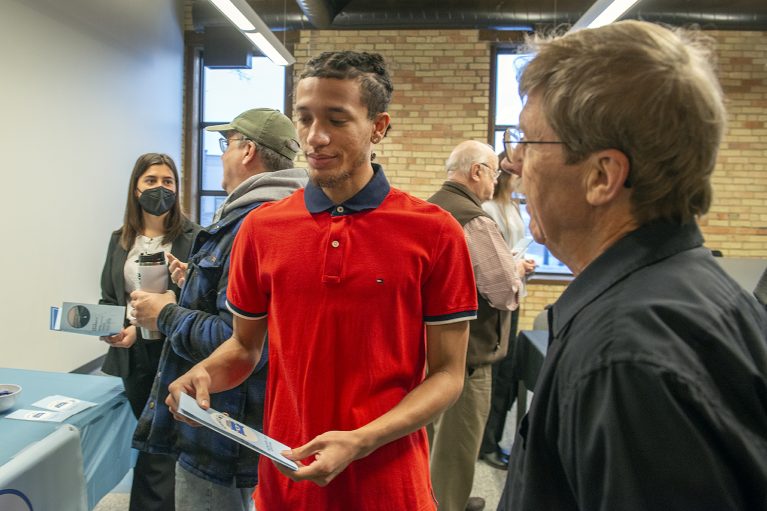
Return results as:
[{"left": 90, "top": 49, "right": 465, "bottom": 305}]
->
[
  {"left": 183, "top": 36, "right": 293, "bottom": 227},
  {"left": 490, "top": 44, "right": 573, "bottom": 281}
]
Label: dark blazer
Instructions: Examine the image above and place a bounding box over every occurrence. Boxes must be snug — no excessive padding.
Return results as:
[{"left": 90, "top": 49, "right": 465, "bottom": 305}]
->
[{"left": 99, "top": 218, "right": 199, "bottom": 377}]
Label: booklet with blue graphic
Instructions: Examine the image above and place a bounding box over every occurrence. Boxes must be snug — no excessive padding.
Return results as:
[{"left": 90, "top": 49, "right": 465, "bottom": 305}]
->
[
  {"left": 177, "top": 392, "right": 298, "bottom": 471},
  {"left": 50, "top": 302, "right": 125, "bottom": 337}
]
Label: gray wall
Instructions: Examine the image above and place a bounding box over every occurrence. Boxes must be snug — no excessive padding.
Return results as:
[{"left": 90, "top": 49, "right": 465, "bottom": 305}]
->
[{"left": 0, "top": 0, "right": 185, "bottom": 371}]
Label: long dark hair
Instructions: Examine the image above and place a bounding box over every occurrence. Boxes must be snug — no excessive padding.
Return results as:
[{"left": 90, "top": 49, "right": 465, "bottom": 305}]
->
[{"left": 119, "top": 153, "right": 186, "bottom": 250}]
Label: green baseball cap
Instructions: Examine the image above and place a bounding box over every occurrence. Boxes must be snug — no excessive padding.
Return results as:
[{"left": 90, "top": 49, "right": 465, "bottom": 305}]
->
[{"left": 206, "top": 108, "right": 300, "bottom": 160}]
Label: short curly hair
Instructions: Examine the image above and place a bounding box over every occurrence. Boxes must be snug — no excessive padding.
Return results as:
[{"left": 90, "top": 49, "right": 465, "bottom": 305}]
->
[{"left": 300, "top": 51, "right": 393, "bottom": 134}]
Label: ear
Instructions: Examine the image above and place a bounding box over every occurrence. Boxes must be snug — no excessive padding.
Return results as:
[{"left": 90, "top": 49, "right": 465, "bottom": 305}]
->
[
  {"left": 241, "top": 140, "right": 257, "bottom": 165},
  {"left": 371, "top": 112, "right": 391, "bottom": 143},
  {"left": 584, "top": 149, "right": 630, "bottom": 207},
  {"left": 469, "top": 163, "right": 484, "bottom": 183}
]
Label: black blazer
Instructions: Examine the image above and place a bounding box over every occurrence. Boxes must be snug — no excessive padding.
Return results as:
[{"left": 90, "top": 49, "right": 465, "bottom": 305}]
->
[{"left": 99, "top": 218, "right": 199, "bottom": 378}]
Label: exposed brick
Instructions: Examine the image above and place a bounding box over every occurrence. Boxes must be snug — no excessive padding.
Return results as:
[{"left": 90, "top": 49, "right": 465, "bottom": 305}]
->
[{"left": 290, "top": 29, "right": 766, "bottom": 325}]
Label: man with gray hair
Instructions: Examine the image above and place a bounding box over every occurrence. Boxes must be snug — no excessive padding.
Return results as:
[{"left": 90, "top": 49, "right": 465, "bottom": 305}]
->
[
  {"left": 428, "top": 140, "right": 526, "bottom": 511},
  {"left": 131, "top": 108, "right": 307, "bottom": 511},
  {"left": 499, "top": 21, "right": 767, "bottom": 510}
]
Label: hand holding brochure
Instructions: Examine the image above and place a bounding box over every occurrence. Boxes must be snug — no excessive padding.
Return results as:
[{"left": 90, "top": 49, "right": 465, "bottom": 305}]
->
[
  {"left": 50, "top": 302, "right": 125, "bottom": 337},
  {"left": 177, "top": 392, "right": 298, "bottom": 471}
]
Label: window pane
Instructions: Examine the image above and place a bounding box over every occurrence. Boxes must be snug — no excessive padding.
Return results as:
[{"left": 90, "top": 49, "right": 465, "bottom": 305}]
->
[
  {"left": 494, "top": 51, "right": 570, "bottom": 275},
  {"left": 493, "top": 130, "right": 505, "bottom": 154},
  {"left": 518, "top": 204, "right": 571, "bottom": 275},
  {"left": 200, "top": 195, "right": 227, "bottom": 227},
  {"left": 495, "top": 54, "right": 531, "bottom": 126},
  {"left": 199, "top": 56, "right": 286, "bottom": 198},
  {"left": 203, "top": 58, "right": 285, "bottom": 121},
  {"left": 201, "top": 131, "right": 224, "bottom": 191}
]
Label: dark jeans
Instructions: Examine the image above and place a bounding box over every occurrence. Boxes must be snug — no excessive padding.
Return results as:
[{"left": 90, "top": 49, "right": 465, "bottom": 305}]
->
[{"left": 480, "top": 308, "right": 519, "bottom": 455}]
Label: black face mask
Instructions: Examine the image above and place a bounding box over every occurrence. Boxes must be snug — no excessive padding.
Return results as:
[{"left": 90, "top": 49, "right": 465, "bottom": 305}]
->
[{"left": 138, "top": 187, "right": 176, "bottom": 216}]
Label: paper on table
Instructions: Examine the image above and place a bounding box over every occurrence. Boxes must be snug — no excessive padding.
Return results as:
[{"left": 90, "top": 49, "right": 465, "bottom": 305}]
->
[
  {"left": 6, "top": 409, "right": 69, "bottom": 422},
  {"left": 32, "top": 395, "right": 96, "bottom": 416},
  {"left": 5, "top": 395, "right": 97, "bottom": 422},
  {"left": 177, "top": 392, "right": 298, "bottom": 471}
]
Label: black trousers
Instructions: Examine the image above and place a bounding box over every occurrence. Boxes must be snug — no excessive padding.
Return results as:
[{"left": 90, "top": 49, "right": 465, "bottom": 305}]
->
[
  {"left": 122, "top": 341, "right": 175, "bottom": 511},
  {"left": 480, "top": 308, "right": 520, "bottom": 455}
]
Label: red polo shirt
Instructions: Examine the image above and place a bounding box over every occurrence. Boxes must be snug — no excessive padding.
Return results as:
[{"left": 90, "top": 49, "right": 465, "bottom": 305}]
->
[{"left": 227, "top": 166, "right": 477, "bottom": 511}]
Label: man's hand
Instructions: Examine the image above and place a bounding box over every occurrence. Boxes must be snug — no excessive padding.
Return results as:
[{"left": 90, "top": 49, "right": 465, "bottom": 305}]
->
[
  {"left": 165, "top": 366, "right": 212, "bottom": 427},
  {"left": 130, "top": 290, "right": 176, "bottom": 331},
  {"left": 100, "top": 325, "right": 137, "bottom": 348},
  {"left": 276, "top": 430, "right": 367, "bottom": 487},
  {"left": 167, "top": 253, "right": 189, "bottom": 288}
]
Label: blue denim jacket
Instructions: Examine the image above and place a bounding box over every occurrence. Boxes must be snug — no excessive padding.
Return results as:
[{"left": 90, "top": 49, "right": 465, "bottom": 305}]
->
[{"left": 132, "top": 200, "right": 267, "bottom": 488}]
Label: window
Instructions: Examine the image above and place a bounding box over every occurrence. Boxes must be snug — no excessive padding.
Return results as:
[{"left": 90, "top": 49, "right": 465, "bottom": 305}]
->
[
  {"left": 491, "top": 48, "right": 571, "bottom": 276},
  {"left": 198, "top": 57, "right": 287, "bottom": 226}
]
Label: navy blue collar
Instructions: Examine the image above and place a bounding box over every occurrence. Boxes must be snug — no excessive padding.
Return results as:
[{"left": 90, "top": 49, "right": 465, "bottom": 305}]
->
[{"left": 304, "top": 163, "right": 391, "bottom": 216}]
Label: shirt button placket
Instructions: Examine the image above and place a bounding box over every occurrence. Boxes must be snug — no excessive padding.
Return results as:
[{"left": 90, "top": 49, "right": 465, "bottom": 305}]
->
[{"left": 322, "top": 216, "right": 346, "bottom": 283}]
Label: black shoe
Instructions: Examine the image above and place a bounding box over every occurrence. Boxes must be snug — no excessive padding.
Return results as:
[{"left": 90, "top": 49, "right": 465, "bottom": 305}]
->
[
  {"left": 466, "top": 496, "right": 486, "bottom": 511},
  {"left": 479, "top": 450, "right": 509, "bottom": 470}
]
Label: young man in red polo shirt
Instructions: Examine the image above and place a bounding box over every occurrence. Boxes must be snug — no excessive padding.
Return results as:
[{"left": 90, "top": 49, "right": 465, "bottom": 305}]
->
[{"left": 166, "top": 51, "right": 478, "bottom": 511}]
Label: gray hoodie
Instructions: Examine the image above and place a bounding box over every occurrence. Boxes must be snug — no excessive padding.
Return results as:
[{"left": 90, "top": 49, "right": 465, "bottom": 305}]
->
[{"left": 212, "top": 167, "right": 309, "bottom": 223}]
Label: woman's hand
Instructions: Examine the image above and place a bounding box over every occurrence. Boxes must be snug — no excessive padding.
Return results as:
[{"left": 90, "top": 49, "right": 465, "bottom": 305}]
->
[
  {"left": 100, "top": 325, "right": 137, "bottom": 348},
  {"left": 522, "top": 258, "right": 536, "bottom": 275}
]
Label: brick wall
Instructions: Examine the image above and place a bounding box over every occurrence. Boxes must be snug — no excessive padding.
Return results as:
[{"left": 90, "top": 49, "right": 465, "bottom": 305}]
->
[
  {"left": 290, "top": 28, "right": 766, "bottom": 329},
  {"left": 293, "top": 30, "right": 490, "bottom": 197},
  {"left": 701, "top": 31, "right": 767, "bottom": 258}
]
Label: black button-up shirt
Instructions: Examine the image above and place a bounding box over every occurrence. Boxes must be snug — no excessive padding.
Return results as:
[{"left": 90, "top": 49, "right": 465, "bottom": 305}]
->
[{"left": 500, "top": 220, "right": 767, "bottom": 511}]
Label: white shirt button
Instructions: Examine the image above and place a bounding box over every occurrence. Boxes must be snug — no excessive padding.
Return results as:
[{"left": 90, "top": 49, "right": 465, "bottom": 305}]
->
[
  {"left": 331, "top": 240, "right": 340, "bottom": 248},
  {"left": 336, "top": 206, "right": 344, "bottom": 213}
]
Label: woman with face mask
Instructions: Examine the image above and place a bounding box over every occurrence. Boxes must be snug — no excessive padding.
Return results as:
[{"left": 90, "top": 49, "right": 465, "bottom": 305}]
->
[{"left": 98, "top": 153, "right": 200, "bottom": 511}]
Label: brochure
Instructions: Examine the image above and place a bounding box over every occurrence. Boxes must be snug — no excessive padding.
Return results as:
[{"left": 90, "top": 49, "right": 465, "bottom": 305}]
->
[
  {"left": 32, "top": 395, "right": 96, "bottom": 416},
  {"left": 6, "top": 395, "right": 96, "bottom": 422},
  {"left": 177, "top": 392, "right": 298, "bottom": 471},
  {"left": 511, "top": 237, "right": 534, "bottom": 260},
  {"left": 6, "top": 409, "right": 69, "bottom": 422},
  {"left": 50, "top": 302, "right": 125, "bottom": 337}
]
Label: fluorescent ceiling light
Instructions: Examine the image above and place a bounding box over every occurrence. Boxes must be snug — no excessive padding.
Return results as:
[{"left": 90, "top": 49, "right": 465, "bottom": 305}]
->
[
  {"left": 209, "top": 0, "right": 255, "bottom": 30},
  {"left": 571, "top": 0, "right": 641, "bottom": 31},
  {"left": 245, "top": 32, "right": 291, "bottom": 67},
  {"left": 207, "top": 0, "right": 295, "bottom": 66}
]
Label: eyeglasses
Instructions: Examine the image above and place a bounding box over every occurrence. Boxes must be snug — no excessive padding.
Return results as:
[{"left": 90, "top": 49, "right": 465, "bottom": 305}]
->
[
  {"left": 478, "top": 162, "right": 501, "bottom": 179},
  {"left": 219, "top": 137, "right": 249, "bottom": 152},
  {"left": 503, "top": 127, "right": 565, "bottom": 161}
]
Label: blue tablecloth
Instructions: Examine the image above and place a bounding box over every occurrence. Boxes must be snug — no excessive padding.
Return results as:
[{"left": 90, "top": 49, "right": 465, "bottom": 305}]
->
[{"left": 0, "top": 367, "right": 136, "bottom": 509}]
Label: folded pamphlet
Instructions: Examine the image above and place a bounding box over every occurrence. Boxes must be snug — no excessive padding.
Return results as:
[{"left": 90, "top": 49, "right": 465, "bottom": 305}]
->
[
  {"left": 177, "top": 392, "right": 298, "bottom": 471},
  {"left": 50, "top": 302, "right": 125, "bottom": 337}
]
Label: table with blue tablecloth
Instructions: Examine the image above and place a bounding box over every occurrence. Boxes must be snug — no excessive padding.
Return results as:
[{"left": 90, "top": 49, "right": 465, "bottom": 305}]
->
[{"left": 0, "top": 367, "right": 135, "bottom": 510}]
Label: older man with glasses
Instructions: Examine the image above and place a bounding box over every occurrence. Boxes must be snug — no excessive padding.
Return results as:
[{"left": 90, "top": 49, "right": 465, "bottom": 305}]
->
[
  {"left": 499, "top": 21, "right": 767, "bottom": 511},
  {"left": 428, "top": 140, "right": 527, "bottom": 511}
]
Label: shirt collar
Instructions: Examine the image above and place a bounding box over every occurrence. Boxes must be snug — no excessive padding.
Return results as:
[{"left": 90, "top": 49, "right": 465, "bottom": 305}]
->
[
  {"left": 304, "top": 163, "right": 391, "bottom": 215},
  {"left": 551, "top": 220, "right": 705, "bottom": 337}
]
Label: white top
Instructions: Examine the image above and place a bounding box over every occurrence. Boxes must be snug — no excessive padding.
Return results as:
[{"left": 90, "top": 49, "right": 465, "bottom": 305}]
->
[
  {"left": 123, "top": 234, "right": 171, "bottom": 319},
  {"left": 482, "top": 199, "right": 526, "bottom": 249}
]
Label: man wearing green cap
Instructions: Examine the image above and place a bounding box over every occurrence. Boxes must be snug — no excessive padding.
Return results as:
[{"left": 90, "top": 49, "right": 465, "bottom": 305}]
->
[{"left": 130, "top": 108, "right": 308, "bottom": 511}]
